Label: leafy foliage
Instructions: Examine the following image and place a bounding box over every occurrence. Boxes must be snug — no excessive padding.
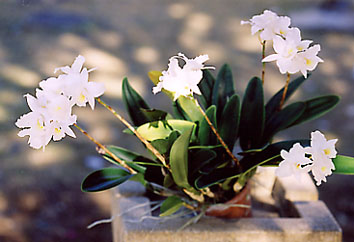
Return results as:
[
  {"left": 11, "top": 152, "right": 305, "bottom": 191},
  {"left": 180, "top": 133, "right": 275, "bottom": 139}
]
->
[{"left": 84, "top": 64, "right": 352, "bottom": 217}]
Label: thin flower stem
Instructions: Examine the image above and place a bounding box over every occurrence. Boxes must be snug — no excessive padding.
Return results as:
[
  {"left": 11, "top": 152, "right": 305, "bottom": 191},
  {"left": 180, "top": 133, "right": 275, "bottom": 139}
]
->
[
  {"left": 74, "top": 123, "right": 136, "bottom": 174},
  {"left": 261, "top": 40, "right": 266, "bottom": 84},
  {"left": 96, "top": 97, "right": 169, "bottom": 169},
  {"left": 279, "top": 73, "right": 291, "bottom": 110},
  {"left": 193, "top": 98, "right": 241, "bottom": 168}
]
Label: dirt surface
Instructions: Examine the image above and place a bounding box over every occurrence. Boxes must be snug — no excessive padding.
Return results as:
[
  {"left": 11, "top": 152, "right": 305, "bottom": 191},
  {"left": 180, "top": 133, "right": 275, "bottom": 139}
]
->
[{"left": 0, "top": 1, "right": 353, "bottom": 241}]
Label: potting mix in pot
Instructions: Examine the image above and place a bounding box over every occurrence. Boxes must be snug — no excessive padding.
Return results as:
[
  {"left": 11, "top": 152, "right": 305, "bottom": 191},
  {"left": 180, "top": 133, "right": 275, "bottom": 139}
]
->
[{"left": 16, "top": 10, "right": 354, "bottom": 226}]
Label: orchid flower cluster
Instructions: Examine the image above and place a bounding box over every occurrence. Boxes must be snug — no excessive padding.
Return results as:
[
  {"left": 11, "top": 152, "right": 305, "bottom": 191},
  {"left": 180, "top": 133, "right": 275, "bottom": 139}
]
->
[
  {"left": 15, "top": 56, "right": 105, "bottom": 150},
  {"left": 242, "top": 10, "right": 323, "bottom": 78},
  {"left": 15, "top": 10, "right": 354, "bottom": 220},
  {"left": 276, "top": 131, "right": 337, "bottom": 186},
  {"left": 152, "top": 53, "right": 214, "bottom": 100}
]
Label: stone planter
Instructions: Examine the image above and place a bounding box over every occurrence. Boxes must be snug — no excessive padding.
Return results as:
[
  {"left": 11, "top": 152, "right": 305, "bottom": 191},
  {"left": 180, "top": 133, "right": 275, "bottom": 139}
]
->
[{"left": 111, "top": 168, "right": 342, "bottom": 242}]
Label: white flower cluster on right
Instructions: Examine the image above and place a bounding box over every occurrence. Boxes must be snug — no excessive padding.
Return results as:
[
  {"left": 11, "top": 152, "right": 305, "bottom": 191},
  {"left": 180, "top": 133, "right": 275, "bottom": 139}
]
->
[
  {"left": 242, "top": 10, "right": 323, "bottom": 78},
  {"left": 275, "top": 130, "right": 337, "bottom": 186}
]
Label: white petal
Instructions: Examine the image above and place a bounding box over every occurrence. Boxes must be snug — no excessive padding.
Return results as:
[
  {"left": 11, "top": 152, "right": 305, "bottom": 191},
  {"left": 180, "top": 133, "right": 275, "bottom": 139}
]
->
[
  {"left": 262, "top": 54, "right": 279, "bottom": 62},
  {"left": 71, "top": 55, "right": 85, "bottom": 73}
]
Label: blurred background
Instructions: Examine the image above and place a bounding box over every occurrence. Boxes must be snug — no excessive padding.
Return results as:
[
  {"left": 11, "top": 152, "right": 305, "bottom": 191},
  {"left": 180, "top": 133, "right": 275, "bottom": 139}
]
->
[{"left": 0, "top": 0, "right": 353, "bottom": 241}]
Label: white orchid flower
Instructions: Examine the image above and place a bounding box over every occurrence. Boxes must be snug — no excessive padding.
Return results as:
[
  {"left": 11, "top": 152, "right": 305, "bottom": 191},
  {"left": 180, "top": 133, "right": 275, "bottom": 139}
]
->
[
  {"left": 241, "top": 10, "right": 291, "bottom": 41},
  {"left": 153, "top": 53, "right": 213, "bottom": 100},
  {"left": 55, "top": 55, "right": 105, "bottom": 109},
  {"left": 310, "top": 151, "right": 335, "bottom": 186},
  {"left": 262, "top": 35, "right": 300, "bottom": 74},
  {"left": 296, "top": 45, "right": 324, "bottom": 78},
  {"left": 275, "top": 143, "right": 312, "bottom": 179},
  {"left": 16, "top": 112, "right": 52, "bottom": 150}
]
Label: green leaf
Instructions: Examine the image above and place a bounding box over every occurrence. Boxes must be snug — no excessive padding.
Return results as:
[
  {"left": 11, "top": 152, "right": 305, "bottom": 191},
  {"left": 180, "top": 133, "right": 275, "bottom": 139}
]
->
[
  {"left": 160, "top": 196, "right": 184, "bottom": 217},
  {"left": 81, "top": 168, "right": 133, "bottom": 192},
  {"left": 136, "top": 119, "right": 195, "bottom": 141},
  {"left": 151, "top": 139, "right": 170, "bottom": 154},
  {"left": 105, "top": 146, "right": 156, "bottom": 173},
  {"left": 177, "top": 96, "right": 203, "bottom": 122},
  {"left": 163, "top": 174, "right": 175, "bottom": 188},
  {"left": 122, "top": 77, "right": 150, "bottom": 126},
  {"left": 170, "top": 127, "right": 194, "bottom": 189},
  {"left": 172, "top": 100, "right": 190, "bottom": 120},
  {"left": 218, "top": 94, "right": 240, "bottom": 149},
  {"left": 239, "top": 77, "right": 265, "bottom": 150},
  {"left": 198, "top": 69, "right": 216, "bottom": 108},
  {"left": 212, "top": 64, "right": 235, "bottom": 119},
  {"left": 150, "top": 131, "right": 179, "bottom": 154},
  {"left": 107, "top": 145, "right": 154, "bottom": 163},
  {"left": 289, "top": 95, "right": 340, "bottom": 127},
  {"left": 198, "top": 105, "right": 217, "bottom": 146},
  {"left": 262, "top": 102, "right": 306, "bottom": 144},
  {"left": 333, "top": 155, "right": 354, "bottom": 175},
  {"left": 129, "top": 173, "right": 147, "bottom": 186},
  {"left": 140, "top": 109, "right": 168, "bottom": 122},
  {"left": 265, "top": 75, "right": 308, "bottom": 121}
]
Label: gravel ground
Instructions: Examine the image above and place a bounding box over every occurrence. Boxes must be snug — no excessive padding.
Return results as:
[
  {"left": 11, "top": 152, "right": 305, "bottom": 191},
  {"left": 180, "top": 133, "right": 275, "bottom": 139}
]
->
[{"left": 0, "top": 1, "right": 353, "bottom": 241}]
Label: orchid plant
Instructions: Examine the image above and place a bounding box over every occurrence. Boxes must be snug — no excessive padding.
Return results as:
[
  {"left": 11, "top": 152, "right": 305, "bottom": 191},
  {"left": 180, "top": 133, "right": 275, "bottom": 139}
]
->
[{"left": 16, "top": 10, "right": 354, "bottom": 219}]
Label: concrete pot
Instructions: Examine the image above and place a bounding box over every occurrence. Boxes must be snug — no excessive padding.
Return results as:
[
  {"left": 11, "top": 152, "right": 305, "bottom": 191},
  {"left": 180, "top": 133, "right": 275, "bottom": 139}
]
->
[{"left": 111, "top": 168, "right": 342, "bottom": 242}]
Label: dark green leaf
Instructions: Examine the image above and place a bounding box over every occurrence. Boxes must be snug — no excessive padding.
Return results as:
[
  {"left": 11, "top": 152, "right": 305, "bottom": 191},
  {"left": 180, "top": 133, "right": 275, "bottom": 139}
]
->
[
  {"left": 172, "top": 100, "right": 190, "bottom": 120},
  {"left": 218, "top": 94, "right": 240, "bottom": 149},
  {"left": 333, "top": 155, "right": 354, "bottom": 175},
  {"left": 160, "top": 196, "right": 184, "bottom": 217},
  {"left": 140, "top": 109, "right": 168, "bottom": 122},
  {"left": 151, "top": 131, "right": 179, "bottom": 155},
  {"left": 262, "top": 102, "right": 306, "bottom": 144},
  {"left": 212, "top": 64, "right": 235, "bottom": 119},
  {"left": 122, "top": 77, "right": 150, "bottom": 126},
  {"left": 151, "top": 139, "right": 170, "bottom": 154},
  {"left": 239, "top": 77, "right": 265, "bottom": 150},
  {"left": 198, "top": 69, "right": 216, "bottom": 108},
  {"left": 163, "top": 174, "right": 175, "bottom": 188},
  {"left": 170, "top": 127, "right": 194, "bottom": 189},
  {"left": 289, "top": 95, "right": 340, "bottom": 127},
  {"left": 198, "top": 105, "right": 217, "bottom": 146},
  {"left": 81, "top": 168, "right": 133, "bottom": 192},
  {"left": 265, "top": 75, "right": 309, "bottom": 121}
]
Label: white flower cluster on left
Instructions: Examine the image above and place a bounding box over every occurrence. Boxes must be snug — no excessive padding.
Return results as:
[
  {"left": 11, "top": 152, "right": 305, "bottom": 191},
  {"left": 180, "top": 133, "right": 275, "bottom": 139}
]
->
[
  {"left": 242, "top": 10, "right": 323, "bottom": 78},
  {"left": 275, "top": 130, "right": 337, "bottom": 186},
  {"left": 15, "top": 55, "right": 105, "bottom": 150}
]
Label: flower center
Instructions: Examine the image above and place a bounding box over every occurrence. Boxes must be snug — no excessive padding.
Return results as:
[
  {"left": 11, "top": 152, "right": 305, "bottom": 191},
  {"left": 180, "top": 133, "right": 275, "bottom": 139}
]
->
[
  {"left": 37, "top": 120, "right": 44, "bottom": 129},
  {"left": 306, "top": 58, "right": 312, "bottom": 66},
  {"left": 321, "top": 166, "right": 326, "bottom": 172},
  {"left": 324, "top": 148, "right": 331, "bottom": 156},
  {"left": 79, "top": 93, "right": 86, "bottom": 102}
]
